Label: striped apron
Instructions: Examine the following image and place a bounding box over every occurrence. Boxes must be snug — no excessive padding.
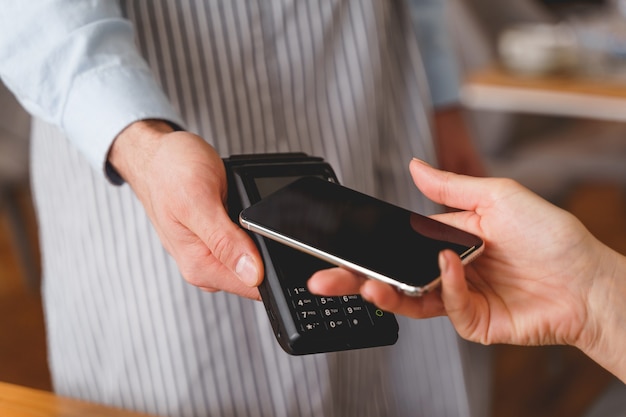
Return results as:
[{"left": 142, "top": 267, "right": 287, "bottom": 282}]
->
[{"left": 30, "top": 1, "right": 489, "bottom": 416}]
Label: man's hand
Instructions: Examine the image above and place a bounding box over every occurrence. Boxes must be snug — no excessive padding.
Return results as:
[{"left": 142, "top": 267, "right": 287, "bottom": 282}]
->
[{"left": 108, "top": 120, "right": 263, "bottom": 299}]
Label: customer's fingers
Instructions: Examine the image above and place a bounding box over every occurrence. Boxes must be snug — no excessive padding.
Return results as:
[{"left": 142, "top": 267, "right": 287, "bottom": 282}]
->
[
  {"left": 410, "top": 158, "right": 499, "bottom": 212},
  {"left": 438, "top": 249, "right": 483, "bottom": 343}
]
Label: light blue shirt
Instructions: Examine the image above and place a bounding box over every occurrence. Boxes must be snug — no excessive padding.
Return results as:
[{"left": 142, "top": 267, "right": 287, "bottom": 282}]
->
[
  {"left": 0, "top": 2, "right": 184, "bottom": 177},
  {"left": 0, "top": 0, "right": 459, "bottom": 178},
  {"left": 408, "top": 0, "right": 462, "bottom": 108}
]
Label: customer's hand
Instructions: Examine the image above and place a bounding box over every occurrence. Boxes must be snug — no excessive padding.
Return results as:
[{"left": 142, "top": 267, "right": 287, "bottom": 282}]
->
[
  {"left": 109, "top": 120, "right": 263, "bottom": 299},
  {"left": 309, "top": 159, "right": 626, "bottom": 373}
]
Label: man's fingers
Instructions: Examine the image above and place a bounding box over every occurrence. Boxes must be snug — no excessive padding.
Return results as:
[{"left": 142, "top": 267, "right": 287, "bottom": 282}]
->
[
  {"left": 199, "top": 284, "right": 261, "bottom": 301},
  {"left": 188, "top": 204, "right": 264, "bottom": 287},
  {"left": 207, "top": 217, "right": 264, "bottom": 287}
]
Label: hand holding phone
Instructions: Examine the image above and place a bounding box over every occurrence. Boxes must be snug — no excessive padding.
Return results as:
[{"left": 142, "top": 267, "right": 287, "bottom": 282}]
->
[{"left": 240, "top": 177, "right": 484, "bottom": 296}]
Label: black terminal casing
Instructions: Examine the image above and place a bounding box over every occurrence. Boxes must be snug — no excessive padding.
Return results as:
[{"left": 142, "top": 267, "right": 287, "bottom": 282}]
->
[{"left": 223, "top": 153, "right": 399, "bottom": 355}]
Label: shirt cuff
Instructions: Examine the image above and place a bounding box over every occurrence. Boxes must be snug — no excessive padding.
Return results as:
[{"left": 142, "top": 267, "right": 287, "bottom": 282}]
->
[
  {"left": 424, "top": 54, "right": 461, "bottom": 108},
  {"left": 409, "top": 0, "right": 462, "bottom": 108},
  {"left": 62, "top": 65, "right": 185, "bottom": 184}
]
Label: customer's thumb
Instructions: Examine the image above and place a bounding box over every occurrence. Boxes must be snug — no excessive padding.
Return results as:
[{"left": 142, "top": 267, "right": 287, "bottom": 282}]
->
[{"left": 439, "top": 250, "right": 478, "bottom": 341}]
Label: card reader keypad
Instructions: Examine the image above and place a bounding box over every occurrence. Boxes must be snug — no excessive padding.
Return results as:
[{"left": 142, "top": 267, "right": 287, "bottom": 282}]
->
[{"left": 288, "top": 286, "right": 376, "bottom": 334}]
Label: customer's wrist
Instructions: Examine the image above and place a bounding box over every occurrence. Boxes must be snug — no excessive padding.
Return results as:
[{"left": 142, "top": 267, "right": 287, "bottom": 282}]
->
[{"left": 578, "top": 244, "right": 626, "bottom": 380}]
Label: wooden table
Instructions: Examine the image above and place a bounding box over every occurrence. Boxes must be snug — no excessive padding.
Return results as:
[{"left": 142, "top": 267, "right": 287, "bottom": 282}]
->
[
  {"left": 0, "top": 382, "right": 155, "bottom": 417},
  {"left": 461, "top": 65, "right": 626, "bottom": 122}
]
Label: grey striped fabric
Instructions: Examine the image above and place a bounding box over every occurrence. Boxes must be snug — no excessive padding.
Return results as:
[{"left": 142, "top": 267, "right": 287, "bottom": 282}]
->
[{"left": 31, "top": 1, "right": 489, "bottom": 416}]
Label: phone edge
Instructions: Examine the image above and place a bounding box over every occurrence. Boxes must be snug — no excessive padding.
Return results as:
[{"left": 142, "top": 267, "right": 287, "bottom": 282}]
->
[{"left": 239, "top": 213, "right": 453, "bottom": 297}]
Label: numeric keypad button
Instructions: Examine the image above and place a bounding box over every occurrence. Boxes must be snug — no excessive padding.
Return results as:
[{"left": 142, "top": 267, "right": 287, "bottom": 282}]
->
[
  {"left": 317, "top": 296, "right": 338, "bottom": 306},
  {"left": 321, "top": 306, "right": 342, "bottom": 319},
  {"left": 325, "top": 318, "right": 348, "bottom": 331},
  {"left": 299, "top": 309, "right": 318, "bottom": 321},
  {"left": 292, "top": 297, "right": 315, "bottom": 309},
  {"left": 301, "top": 321, "right": 323, "bottom": 333}
]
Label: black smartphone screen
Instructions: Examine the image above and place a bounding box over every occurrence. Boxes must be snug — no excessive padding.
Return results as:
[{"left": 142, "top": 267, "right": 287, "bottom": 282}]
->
[{"left": 241, "top": 176, "right": 483, "bottom": 290}]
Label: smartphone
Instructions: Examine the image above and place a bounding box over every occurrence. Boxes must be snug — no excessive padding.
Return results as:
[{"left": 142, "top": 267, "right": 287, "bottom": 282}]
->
[
  {"left": 223, "top": 154, "right": 399, "bottom": 355},
  {"left": 239, "top": 176, "right": 484, "bottom": 296}
]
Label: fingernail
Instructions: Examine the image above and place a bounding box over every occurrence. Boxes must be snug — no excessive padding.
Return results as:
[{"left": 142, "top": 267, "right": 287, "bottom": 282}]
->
[
  {"left": 235, "top": 254, "right": 259, "bottom": 286},
  {"left": 412, "top": 157, "right": 431, "bottom": 166},
  {"left": 438, "top": 251, "right": 449, "bottom": 275}
]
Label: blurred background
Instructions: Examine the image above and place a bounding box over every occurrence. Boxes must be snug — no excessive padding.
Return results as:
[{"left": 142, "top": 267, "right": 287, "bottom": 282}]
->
[{"left": 1, "top": 0, "right": 626, "bottom": 416}]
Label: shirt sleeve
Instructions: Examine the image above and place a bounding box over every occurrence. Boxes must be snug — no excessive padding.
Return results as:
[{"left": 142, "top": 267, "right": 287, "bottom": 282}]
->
[
  {"left": 407, "top": 0, "right": 461, "bottom": 108},
  {"left": 0, "top": 1, "right": 184, "bottom": 180}
]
